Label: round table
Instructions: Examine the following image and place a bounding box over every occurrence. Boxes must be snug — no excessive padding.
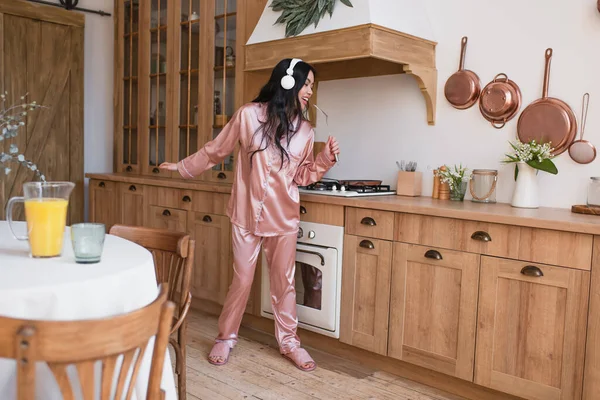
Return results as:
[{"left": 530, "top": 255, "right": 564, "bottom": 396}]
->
[{"left": 0, "top": 221, "right": 177, "bottom": 399}]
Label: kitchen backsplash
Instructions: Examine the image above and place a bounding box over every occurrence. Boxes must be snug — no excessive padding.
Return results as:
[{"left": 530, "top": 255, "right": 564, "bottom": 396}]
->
[{"left": 315, "top": 0, "right": 600, "bottom": 209}]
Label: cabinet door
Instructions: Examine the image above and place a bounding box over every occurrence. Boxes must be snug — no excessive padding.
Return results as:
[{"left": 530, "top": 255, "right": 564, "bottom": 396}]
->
[
  {"left": 89, "top": 179, "right": 119, "bottom": 232},
  {"left": 340, "top": 234, "right": 392, "bottom": 355},
  {"left": 205, "top": 0, "right": 237, "bottom": 183},
  {"left": 139, "top": 0, "right": 173, "bottom": 177},
  {"left": 118, "top": 183, "right": 145, "bottom": 227},
  {"left": 147, "top": 205, "right": 187, "bottom": 232},
  {"left": 388, "top": 243, "right": 480, "bottom": 381},
  {"left": 475, "top": 257, "right": 590, "bottom": 400},
  {"left": 115, "top": 0, "right": 141, "bottom": 174},
  {"left": 188, "top": 211, "right": 231, "bottom": 304}
]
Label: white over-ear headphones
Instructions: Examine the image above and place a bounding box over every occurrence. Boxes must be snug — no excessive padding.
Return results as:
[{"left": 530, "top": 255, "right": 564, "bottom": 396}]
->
[{"left": 280, "top": 58, "right": 302, "bottom": 90}]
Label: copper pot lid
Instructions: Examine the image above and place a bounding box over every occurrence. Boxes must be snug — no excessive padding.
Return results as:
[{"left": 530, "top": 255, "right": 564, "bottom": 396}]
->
[
  {"left": 444, "top": 37, "right": 481, "bottom": 110},
  {"left": 517, "top": 49, "right": 577, "bottom": 155},
  {"left": 478, "top": 74, "right": 522, "bottom": 129}
]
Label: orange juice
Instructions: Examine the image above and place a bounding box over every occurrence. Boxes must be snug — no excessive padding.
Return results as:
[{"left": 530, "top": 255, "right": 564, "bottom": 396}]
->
[{"left": 24, "top": 198, "right": 68, "bottom": 257}]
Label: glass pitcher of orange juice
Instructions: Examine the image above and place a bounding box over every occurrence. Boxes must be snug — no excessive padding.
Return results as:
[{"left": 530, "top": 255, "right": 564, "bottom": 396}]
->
[{"left": 6, "top": 182, "right": 75, "bottom": 258}]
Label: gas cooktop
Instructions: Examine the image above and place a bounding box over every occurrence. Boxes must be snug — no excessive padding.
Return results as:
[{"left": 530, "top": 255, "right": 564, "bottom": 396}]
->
[{"left": 298, "top": 179, "right": 396, "bottom": 197}]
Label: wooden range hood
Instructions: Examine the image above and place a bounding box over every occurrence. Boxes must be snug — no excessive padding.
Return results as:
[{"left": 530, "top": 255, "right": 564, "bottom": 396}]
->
[{"left": 244, "top": 1, "right": 438, "bottom": 125}]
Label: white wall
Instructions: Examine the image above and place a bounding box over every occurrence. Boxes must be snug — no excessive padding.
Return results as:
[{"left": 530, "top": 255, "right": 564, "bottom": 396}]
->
[
  {"left": 46, "top": 0, "right": 114, "bottom": 220},
  {"left": 316, "top": 0, "right": 600, "bottom": 209}
]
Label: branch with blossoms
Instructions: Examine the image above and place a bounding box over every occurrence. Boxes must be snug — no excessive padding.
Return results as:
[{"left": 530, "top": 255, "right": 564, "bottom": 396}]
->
[
  {"left": 502, "top": 139, "right": 557, "bottom": 180},
  {"left": 0, "top": 93, "right": 46, "bottom": 181}
]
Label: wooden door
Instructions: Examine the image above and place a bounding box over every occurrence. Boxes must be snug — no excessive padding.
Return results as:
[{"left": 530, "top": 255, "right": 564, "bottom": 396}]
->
[
  {"left": 475, "top": 256, "right": 590, "bottom": 400},
  {"left": 146, "top": 205, "right": 187, "bottom": 232},
  {"left": 189, "top": 211, "right": 231, "bottom": 305},
  {"left": 340, "top": 234, "right": 392, "bottom": 355},
  {"left": 388, "top": 243, "right": 480, "bottom": 381},
  {"left": 88, "top": 179, "right": 119, "bottom": 232},
  {"left": 0, "top": 0, "right": 84, "bottom": 223},
  {"left": 118, "top": 182, "right": 145, "bottom": 227}
]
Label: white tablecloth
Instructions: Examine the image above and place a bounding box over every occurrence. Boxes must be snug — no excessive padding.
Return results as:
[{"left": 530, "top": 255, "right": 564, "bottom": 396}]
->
[{"left": 0, "top": 221, "right": 177, "bottom": 399}]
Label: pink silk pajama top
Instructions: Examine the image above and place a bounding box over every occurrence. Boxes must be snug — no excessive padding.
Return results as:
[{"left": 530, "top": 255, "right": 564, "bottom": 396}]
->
[{"left": 177, "top": 102, "right": 335, "bottom": 236}]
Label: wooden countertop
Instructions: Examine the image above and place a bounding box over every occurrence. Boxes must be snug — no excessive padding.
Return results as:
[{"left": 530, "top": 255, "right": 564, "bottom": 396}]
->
[{"left": 86, "top": 173, "right": 600, "bottom": 235}]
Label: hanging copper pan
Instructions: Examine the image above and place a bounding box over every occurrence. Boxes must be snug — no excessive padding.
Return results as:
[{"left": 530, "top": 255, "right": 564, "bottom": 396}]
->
[
  {"left": 517, "top": 49, "right": 577, "bottom": 155},
  {"left": 478, "top": 73, "right": 522, "bottom": 129},
  {"left": 444, "top": 37, "right": 481, "bottom": 109}
]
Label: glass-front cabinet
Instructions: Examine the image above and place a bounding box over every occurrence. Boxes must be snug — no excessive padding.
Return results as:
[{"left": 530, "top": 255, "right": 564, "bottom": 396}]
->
[
  {"left": 115, "top": 0, "right": 240, "bottom": 181},
  {"left": 116, "top": 0, "right": 140, "bottom": 173}
]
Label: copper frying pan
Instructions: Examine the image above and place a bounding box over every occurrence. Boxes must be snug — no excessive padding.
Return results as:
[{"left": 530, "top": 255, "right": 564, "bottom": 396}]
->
[
  {"left": 444, "top": 37, "right": 481, "bottom": 109},
  {"left": 517, "top": 49, "right": 577, "bottom": 155}
]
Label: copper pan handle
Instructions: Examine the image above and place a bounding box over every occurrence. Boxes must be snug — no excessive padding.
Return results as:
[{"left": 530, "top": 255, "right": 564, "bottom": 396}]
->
[
  {"left": 493, "top": 73, "right": 509, "bottom": 82},
  {"left": 581, "top": 93, "right": 590, "bottom": 140},
  {"left": 492, "top": 120, "right": 506, "bottom": 129},
  {"left": 542, "top": 48, "right": 553, "bottom": 99},
  {"left": 459, "top": 36, "right": 468, "bottom": 71}
]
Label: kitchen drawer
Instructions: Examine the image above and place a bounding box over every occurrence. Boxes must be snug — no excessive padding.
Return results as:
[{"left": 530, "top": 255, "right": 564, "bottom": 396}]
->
[
  {"left": 346, "top": 207, "right": 394, "bottom": 240},
  {"left": 147, "top": 206, "right": 187, "bottom": 232},
  {"left": 147, "top": 186, "right": 194, "bottom": 210},
  {"left": 91, "top": 179, "right": 117, "bottom": 191},
  {"left": 395, "top": 213, "right": 593, "bottom": 270},
  {"left": 299, "top": 201, "right": 344, "bottom": 226},
  {"left": 120, "top": 182, "right": 145, "bottom": 195}
]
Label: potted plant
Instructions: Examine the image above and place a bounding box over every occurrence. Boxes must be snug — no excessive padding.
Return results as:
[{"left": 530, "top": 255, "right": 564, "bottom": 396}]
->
[
  {"left": 503, "top": 139, "right": 557, "bottom": 208},
  {"left": 437, "top": 164, "right": 471, "bottom": 201}
]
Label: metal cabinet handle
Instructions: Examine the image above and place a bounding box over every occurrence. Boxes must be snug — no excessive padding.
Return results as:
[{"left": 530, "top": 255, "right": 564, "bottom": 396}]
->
[
  {"left": 296, "top": 248, "right": 325, "bottom": 266},
  {"left": 182, "top": 195, "right": 191, "bottom": 202},
  {"left": 162, "top": 209, "right": 171, "bottom": 216},
  {"left": 202, "top": 215, "right": 212, "bottom": 223},
  {"left": 471, "top": 231, "right": 492, "bottom": 242},
  {"left": 126, "top": 165, "right": 133, "bottom": 172},
  {"left": 360, "top": 217, "right": 377, "bottom": 226},
  {"left": 129, "top": 185, "right": 136, "bottom": 192},
  {"left": 217, "top": 172, "right": 226, "bottom": 179},
  {"left": 424, "top": 249, "right": 443, "bottom": 260},
  {"left": 300, "top": 205, "right": 307, "bottom": 214},
  {"left": 152, "top": 167, "right": 160, "bottom": 174},
  {"left": 359, "top": 240, "right": 374, "bottom": 249},
  {"left": 99, "top": 182, "right": 105, "bottom": 188},
  {"left": 521, "top": 265, "right": 544, "bottom": 277}
]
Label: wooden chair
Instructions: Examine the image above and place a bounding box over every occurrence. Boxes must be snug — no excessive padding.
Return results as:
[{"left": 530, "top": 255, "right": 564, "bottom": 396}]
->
[
  {"left": 0, "top": 284, "right": 175, "bottom": 400},
  {"left": 109, "top": 224, "right": 195, "bottom": 400}
]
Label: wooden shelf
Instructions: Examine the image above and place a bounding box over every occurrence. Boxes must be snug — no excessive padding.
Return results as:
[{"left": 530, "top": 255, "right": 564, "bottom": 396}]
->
[
  {"left": 214, "top": 65, "right": 235, "bottom": 78},
  {"left": 150, "top": 73, "right": 166, "bottom": 78},
  {"left": 179, "top": 125, "right": 198, "bottom": 129},
  {"left": 180, "top": 69, "right": 199, "bottom": 76},
  {"left": 150, "top": 26, "right": 168, "bottom": 33},
  {"left": 124, "top": 32, "right": 139, "bottom": 38},
  {"left": 180, "top": 19, "right": 200, "bottom": 26},
  {"left": 123, "top": 76, "right": 138, "bottom": 81},
  {"left": 215, "top": 12, "right": 236, "bottom": 20},
  {"left": 123, "top": 125, "right": 138, "bottom": 130},
  {"left": 149, "top": 125, "right": 166, "bottom": 129}
]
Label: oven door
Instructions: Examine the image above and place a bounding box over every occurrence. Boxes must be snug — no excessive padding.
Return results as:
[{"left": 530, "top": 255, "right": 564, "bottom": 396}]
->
[{"left": 261, "top": 242, "right": 339, "bottom": 333}]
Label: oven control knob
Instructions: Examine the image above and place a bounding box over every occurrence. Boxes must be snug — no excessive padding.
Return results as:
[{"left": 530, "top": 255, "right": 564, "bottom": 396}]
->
[
  {"left": 331, "top": 185, "right": 337, "bottom": 191},
  {"left": 340, "top": 185, "right": 346, "bottom": 191},
  {"left": 308, "top": 230, "right": 316, "bottom": 239},
  {"left": 297, "top": 227, "right": 304, "bottom": 238}
]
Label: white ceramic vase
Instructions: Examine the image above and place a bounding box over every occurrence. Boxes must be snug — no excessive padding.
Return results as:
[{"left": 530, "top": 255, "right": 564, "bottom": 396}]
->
[{"left": 511, "top": 161, "right": 539, "bottom": 208}]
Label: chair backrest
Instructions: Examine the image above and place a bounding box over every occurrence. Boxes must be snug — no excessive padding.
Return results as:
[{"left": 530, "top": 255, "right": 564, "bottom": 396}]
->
[
  {"left": 0, "top": 285, "right": 175, "bottom": 400},
  {"left": 109, "top": 225, "right": 195, "bottom": 323}
]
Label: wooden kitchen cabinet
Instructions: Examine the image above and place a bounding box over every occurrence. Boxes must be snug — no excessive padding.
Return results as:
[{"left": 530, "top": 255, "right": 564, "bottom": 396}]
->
[
  {"left": 118, "top": 182, "right": 146, "bottom": 227},
  {"left": 88, "top": 179, "right": 119, "bottom": 232},
  {"left": 188, "top": 211, "right": 231, "bottom": 305},
  {"left": 388, "top": 243, "right": 480, "bottom": 382},
  {"left": 475, "top": 256, "right": 590, "bottom": 400},
  {"left": 340, "top": 234, "right": 392, "bottom": 355}
]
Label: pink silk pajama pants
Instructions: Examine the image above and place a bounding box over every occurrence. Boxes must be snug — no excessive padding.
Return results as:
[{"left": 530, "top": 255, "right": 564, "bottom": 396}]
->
[{"left": 215, "top": 224, "right": 300, "bottom": 354}]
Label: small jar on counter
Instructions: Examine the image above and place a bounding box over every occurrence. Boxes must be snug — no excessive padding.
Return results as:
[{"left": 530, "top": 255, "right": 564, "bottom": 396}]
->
[{"left": 587, "top": 177, "right": 600, "bottom": 206}]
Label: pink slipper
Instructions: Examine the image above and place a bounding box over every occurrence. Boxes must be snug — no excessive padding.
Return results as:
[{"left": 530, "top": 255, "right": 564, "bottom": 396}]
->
[
  {"left": 208, "top": 342, "right": 231, "bottom": 366},
  {"left": 282, "top": 348, "right": 317, "bottom": 372}
]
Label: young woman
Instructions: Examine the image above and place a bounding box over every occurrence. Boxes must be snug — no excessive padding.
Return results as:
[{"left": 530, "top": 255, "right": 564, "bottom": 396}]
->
[{"left": 160, "top": 58, "right": 339, "bottom": 372}]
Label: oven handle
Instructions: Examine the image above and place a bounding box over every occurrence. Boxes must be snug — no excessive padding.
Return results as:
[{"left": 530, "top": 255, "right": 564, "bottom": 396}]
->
[{"left": 296, "top": 248, "right": 325, "bottom": 266}]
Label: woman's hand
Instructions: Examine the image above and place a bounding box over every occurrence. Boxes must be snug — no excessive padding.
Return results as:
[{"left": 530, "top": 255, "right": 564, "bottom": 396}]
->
[
  {"left": 323, "top": 135, "right": 340, "bottom": 163},
  {"left": 159, "top": 162, "right": 178, "bottom": 171}
]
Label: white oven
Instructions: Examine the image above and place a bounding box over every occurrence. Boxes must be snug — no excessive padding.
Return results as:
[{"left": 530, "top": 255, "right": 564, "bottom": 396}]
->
[{"left": 261, "top": 221, "right": 343, "bottom": 338}]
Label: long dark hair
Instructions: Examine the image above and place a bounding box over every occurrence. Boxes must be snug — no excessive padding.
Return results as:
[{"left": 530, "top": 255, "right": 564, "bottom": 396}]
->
[{"left": 250, "top": 58, "right": 316, "bottom": 168}]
